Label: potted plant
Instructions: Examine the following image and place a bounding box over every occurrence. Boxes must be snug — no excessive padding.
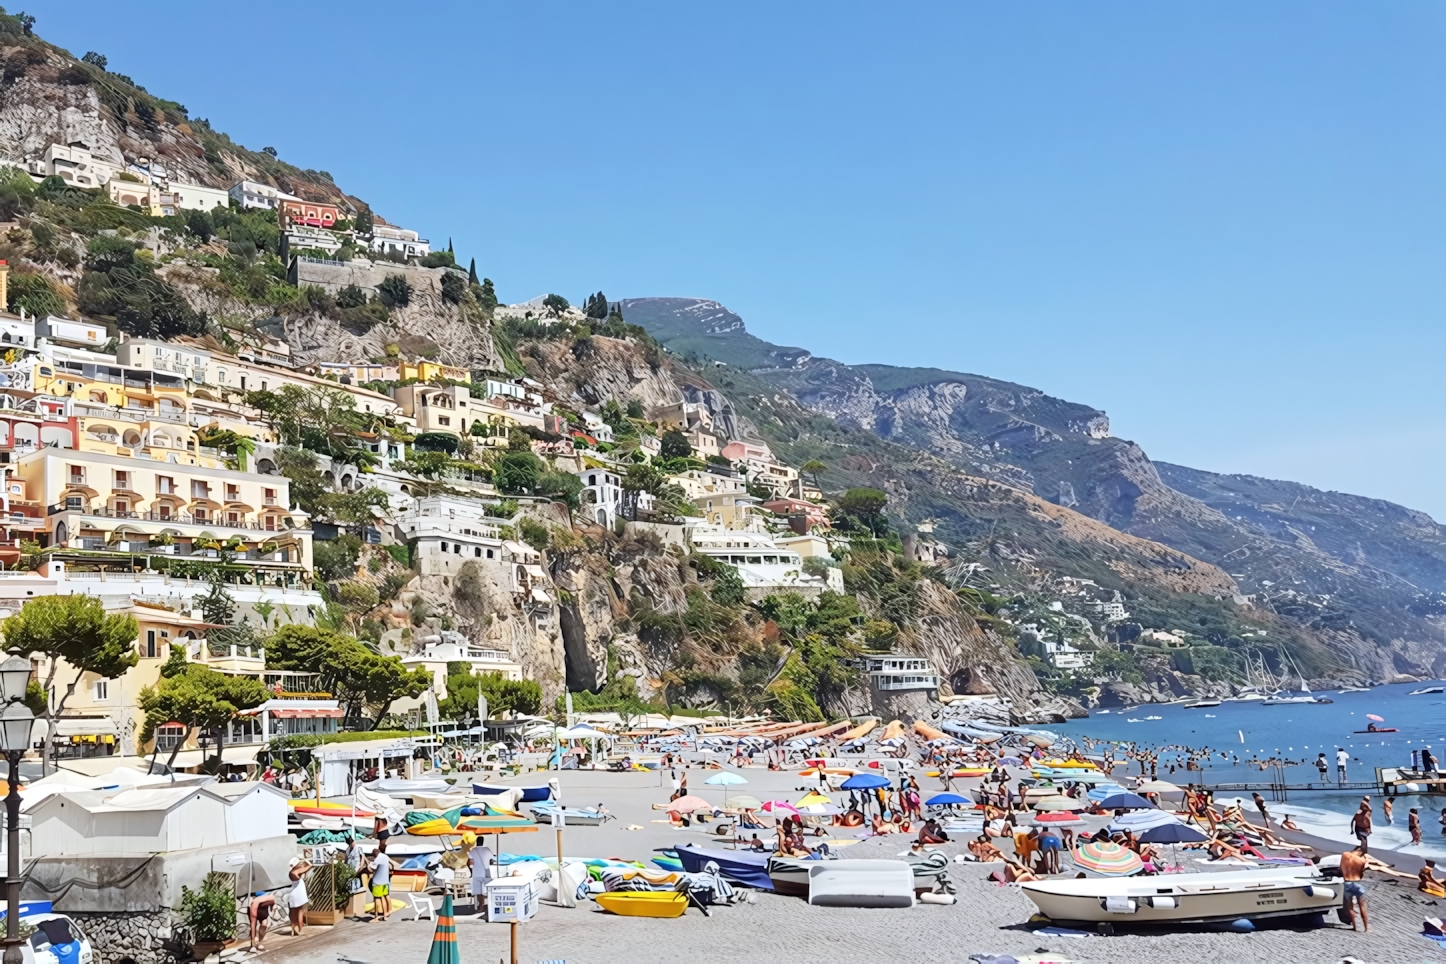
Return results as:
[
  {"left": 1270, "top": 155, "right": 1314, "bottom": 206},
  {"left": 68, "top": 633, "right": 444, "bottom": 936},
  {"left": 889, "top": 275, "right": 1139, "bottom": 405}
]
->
[
  {"left": 180, "top": 872, "right": 237, "bottom": 958},
  {"left": 304, "top": 860, "right": 354, "bottom": 926}
]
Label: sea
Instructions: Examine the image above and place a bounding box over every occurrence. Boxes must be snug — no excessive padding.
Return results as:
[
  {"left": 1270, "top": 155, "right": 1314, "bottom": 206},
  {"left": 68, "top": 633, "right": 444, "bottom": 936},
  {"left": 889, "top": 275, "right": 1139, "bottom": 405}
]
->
[{"left": 1052, "top": 680, "right": 1446, "bottom": 860}]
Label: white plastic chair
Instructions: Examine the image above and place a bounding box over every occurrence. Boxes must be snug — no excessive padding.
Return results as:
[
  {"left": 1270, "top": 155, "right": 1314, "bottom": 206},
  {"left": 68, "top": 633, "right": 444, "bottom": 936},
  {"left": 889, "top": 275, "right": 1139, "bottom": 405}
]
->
[{"left": 408, "top": 893, "right": 435, "bottom": 921}]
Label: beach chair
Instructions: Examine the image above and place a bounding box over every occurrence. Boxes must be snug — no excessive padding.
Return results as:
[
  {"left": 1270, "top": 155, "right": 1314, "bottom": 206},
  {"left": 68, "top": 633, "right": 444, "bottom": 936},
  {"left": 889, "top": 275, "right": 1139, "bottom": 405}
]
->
[{"left": 408, "top": 893, "right": 435, "bottom": 921}]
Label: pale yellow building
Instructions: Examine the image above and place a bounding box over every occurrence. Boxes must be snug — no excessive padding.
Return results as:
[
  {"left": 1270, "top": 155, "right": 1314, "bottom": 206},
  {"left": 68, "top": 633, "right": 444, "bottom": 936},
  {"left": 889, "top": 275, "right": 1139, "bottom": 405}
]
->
[{"left": 399, "top": 360, "right": 470, "bottom": 384}]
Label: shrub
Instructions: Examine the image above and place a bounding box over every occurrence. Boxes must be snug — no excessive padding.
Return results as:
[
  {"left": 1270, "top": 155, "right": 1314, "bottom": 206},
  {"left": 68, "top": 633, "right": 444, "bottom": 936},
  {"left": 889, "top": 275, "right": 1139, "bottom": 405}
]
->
[
  {"left": 519, "top": 518, "right": 550, "bottom": 552},
  {"left": 336, "top": 581, "right": 379, "bottom": 613},
  {"left": 377, "top": 274, "right": 411, "bottom": 308},
  {"left": 181, "top": 872, "right": 237, "bottom": 942},
  {"left": 380, "top": 572, "right": 411, "bottom": 602},
  {"left": 313, "top": 534, "right": 362, "bottom": 581},
  {"left": 440, "top": 271, "right": 466, "bottom": 304},
  {"left": 8, "top": 272, "right": 64, "bottom": 317},
  {"left": 710, "top": 566, "right": 745, "bottom": 606}
]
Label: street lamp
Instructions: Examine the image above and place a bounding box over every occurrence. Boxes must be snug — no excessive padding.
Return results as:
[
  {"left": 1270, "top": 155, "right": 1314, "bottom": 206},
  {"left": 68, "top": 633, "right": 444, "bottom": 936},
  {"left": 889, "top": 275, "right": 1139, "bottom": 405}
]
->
[{"left": 0, "top": 650, "right": 33, "bottom": 964}]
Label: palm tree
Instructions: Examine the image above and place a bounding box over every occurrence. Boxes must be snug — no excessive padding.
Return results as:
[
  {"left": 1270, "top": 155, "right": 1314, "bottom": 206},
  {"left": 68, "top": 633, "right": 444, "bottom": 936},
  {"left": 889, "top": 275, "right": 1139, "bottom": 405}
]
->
[{"left": 800, "top": 459, "right": 827, "bottom": 493}]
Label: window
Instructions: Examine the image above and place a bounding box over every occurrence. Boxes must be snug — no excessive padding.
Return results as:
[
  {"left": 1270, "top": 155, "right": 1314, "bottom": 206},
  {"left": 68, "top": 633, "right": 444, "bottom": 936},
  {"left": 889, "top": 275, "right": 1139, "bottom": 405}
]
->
[
  {"left": 474, "top": 547, "right": 482, "bottom": 557},
  {"left": 92, "top": 679, "right": 107, "bottom": 701},
  {"left": 263, "top": 488, "right": 277, "bottom": 506},
  {"left": 145, "top": 630, "right": 156, "bottom": 659},
  {"left": 65, "top": 496, "right": 82, "bottom": 510},
  {"left": 454, "top": 543, "right": 461, "bottom": 554},
  {"left": 114, "top": 500, "right": 128, "bottom": 514},
  {"left": 156, "top": 723, "right": 185, "bottom": 750},
  {"left": 158, "top": 475, "right": 174, "bottom": 494},
  {"left": 192, "top": 481, "right": 209, "bottom": 499},
  {"left": 225, "top": 485, "right": 240, "bottom": 501},
  {"left": 438, "top": 416, "right": 450, "bottom": 426},
  {"left": 115, "top": 471, "right": 129, "bottom": 489},
  {"left": 440, "top": 541, "right": 448, "bottom": 551},
  {"left": 486, "top": 549, "right": 494, "bottom": 559},
  {"left": 68, "top": 466, "right": 84, "bottom": 485}
]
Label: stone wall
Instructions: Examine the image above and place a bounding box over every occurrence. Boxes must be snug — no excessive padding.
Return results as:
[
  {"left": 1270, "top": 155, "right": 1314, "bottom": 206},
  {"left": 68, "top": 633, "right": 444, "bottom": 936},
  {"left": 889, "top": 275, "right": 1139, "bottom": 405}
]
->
[{"left": 72, "top": 888, "right": 288, "bottom": 964}]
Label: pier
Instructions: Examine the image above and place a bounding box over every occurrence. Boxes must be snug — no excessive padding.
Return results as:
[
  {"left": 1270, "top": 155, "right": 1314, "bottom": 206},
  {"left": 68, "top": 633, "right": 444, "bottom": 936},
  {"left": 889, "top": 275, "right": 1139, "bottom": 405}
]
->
[{"left": 1184, "top": 767, "right": 1446, "bottom": 801}]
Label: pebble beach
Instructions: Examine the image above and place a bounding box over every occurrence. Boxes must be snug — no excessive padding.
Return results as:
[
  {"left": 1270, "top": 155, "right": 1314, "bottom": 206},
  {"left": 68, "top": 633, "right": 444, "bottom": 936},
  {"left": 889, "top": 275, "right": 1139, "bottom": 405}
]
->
[{"left": 259, "top": 768, "right": 1444, "bottom": 964}]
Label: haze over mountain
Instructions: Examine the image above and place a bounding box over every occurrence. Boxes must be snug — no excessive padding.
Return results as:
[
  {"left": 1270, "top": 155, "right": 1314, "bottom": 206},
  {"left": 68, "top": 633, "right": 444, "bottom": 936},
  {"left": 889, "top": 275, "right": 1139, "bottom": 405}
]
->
[{"left": 621, "top": 296, "right": 1446, "bottom": 677}]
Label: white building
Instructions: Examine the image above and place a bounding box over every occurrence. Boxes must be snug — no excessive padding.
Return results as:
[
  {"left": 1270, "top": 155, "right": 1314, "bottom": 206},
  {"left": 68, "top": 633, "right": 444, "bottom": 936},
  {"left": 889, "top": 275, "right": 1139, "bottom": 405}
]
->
[
  {"left": 860, "top": 655, "right": 939, "bottom": 694},
  {"left": 229, "top": 180, "right": 301, "bottom": 211},
  {"left": 1043, "top": 640, "right": 1091, "bottom": 670},
  {"left": 579, "top": 410, "right": 614, "bottom": 443},
  {"left": 399, "top": 494, "right": 506, "bottom": 576},
  {"left": 0, "top": 311, "right": 35, "bottom": 350},
  {"left": 36, "top": 142, "right": 116, "bottom": 188},
  {"left": 36, "top": 315, "right": 107, "bottom": 350},
  {"left": 402, "top": 636, "right": 524, "bottom": 703},
  {"left": 116, "top": 337, "right": 211, "bottom": 382},
  {"left": 688, "top": 525, "right": 825, "bottom": 593},
  {"left": 370, "top": 221, "right": 431, "bottom": 259},
  {"left": 168, "top": 181, "right": 230, "bottom": 212}
]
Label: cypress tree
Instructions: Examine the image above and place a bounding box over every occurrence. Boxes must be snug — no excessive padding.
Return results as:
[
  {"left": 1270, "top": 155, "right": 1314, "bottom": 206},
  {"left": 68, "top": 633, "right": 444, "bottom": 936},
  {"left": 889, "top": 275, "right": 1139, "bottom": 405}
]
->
[{"left": 468, "top": 258, "right": 478, "bottom": 285}]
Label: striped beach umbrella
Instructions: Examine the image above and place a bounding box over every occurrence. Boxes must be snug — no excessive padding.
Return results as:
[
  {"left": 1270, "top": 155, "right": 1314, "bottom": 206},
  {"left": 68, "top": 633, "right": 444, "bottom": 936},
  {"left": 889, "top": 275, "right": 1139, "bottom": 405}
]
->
[
  {"left": 426, "top": 893, "right": 459, "bottom": 964},
  {"left": 1072, "top": 841, "right": 1144, "bottom": 876}
]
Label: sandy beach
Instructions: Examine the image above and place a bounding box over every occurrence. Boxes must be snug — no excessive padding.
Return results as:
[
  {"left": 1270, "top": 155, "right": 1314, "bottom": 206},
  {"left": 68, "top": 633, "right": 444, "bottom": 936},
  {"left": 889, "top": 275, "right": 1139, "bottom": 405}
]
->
[{"left": 260, "top": 767, "right": 1445, "bottom": 964}]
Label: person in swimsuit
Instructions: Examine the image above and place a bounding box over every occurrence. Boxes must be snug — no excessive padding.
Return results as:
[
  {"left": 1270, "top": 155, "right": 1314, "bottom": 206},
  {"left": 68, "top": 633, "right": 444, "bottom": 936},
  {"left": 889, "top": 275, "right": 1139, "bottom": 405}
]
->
[
  {"left": 1340, "top": 845, "right": 1370, "bottom": 932},
  {"left": 247, "top": 891, "right": 275, "bottom": 951}
]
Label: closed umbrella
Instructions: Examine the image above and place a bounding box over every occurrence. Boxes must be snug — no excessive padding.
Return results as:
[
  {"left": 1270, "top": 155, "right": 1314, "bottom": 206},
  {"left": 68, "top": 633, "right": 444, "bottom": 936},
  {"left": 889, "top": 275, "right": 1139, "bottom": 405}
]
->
[
  {"left": 1095, "top": 792, "right": 1157, "bottom": 810},
  {"left": 1072, "top": 841, "right": 1144, "bottom": 876},
  {"left": 1032, "top": 795, "right": 1087, "bottom": 812},
  {"left": 425, "top": 893, "right": 459, "bottom": 964}
]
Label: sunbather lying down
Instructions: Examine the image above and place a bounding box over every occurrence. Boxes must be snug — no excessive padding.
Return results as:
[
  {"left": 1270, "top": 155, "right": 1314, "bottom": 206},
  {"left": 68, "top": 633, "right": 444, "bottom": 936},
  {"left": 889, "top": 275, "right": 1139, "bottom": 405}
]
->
[
  {"left": 989, "top": 858, "right": 1039, "bottom": 884},
  {"left": 969, "top": 835, "right": 1004, "bottom": 862}
]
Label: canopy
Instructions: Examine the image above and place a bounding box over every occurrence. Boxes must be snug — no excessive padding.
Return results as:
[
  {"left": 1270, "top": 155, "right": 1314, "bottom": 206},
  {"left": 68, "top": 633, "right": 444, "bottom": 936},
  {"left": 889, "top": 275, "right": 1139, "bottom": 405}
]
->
[
  {"left": 666, "top": 795, "right": 713, "bottom": 814},
  {"left": 1136, "top": 822, "right": 1209, "bottom": 844},
  {"left": 840, "top": 773, "right": 889, "bottom": 791},
  {"left": 1094, "top": 792, "right": 1157, "bottom": 810},
  {"left": 728, "top": 795, "right": 763, "bottom": 811},
  {"left": 557, "top": 724, "right": 609, "bottom": 739},
  {"left": 1072, "top": 841, "right": 1143, "bottom": 876},
  {"left": 704, "top": 771, "right": 748, "bottom": 787}
]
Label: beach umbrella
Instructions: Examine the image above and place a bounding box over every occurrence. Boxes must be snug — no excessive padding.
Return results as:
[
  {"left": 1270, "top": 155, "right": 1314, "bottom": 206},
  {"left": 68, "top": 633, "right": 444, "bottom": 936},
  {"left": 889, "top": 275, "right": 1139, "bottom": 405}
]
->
[
  {"left": 998, "top": 756, "right": 1024, "bottom": 766},
  {"left": 794, "top": 791, "right": 833, "bottom": 808},
  {"left": 425, "top": 893, "right": 459, "bottom": 964},
  {"left": 667, "top": 795, "right": 713, "bottom": 813},
  {"left": 1072, "top": 841, "right": 1144, "bottom": 876},
  {"left": 841, "top": 773, "right": 890, "bottom": 790},
  {"left": 1108, "top": 811, "right": 1178, "bottom": 833},
  {"left": 1366, "top": 714, "right": 1384, "bottom": 722},
  {"left": 1032, "top": 812, "right": 1084, "bottom": 826},
  {"left": 1086, "top": 785, "right": 1127, "bottom": 801},
  {"left": 1095, "top": 792, "right": 1158, "bottom": 810},
  {"left": 1032, "top": 795, "right": 1087, "bottom": 812},
  {"left": 1136, "top": 822, "right": 1209, "bottom": 844},
  {"left": 728, "top": 794, "right": 762, "bottom": 811},
  {"left": 925, "top": 792, "right": 971, "bottom": 807},
  {"left": 760, "top": 800, "right": 800, "bottom": 815},
  {"left": 704, "top": 770, "right": 748, "bottom": 806},
  {"left": 1135, "top": 779, "right": 1183, "bottom": 795}
]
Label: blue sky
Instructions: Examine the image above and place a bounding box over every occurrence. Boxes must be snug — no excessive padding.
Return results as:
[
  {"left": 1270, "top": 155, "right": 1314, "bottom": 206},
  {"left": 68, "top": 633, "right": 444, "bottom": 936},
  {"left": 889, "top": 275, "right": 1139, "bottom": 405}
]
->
[{"left": 33, "top": 3, "right": 1446, "bottom": 516}]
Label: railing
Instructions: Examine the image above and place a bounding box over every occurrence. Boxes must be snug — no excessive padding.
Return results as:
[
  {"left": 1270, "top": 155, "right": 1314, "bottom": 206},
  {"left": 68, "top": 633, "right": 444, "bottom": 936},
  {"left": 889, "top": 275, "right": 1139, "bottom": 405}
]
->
[
  {"left": 464, "top": 648, "right": 512, "bottom": 662},
  {"left": 65, "top": 506, "right": 296, "bottom": 531}
]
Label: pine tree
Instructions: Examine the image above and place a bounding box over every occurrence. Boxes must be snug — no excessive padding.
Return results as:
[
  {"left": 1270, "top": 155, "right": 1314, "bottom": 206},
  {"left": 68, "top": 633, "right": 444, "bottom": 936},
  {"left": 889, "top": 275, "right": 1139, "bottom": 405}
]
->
[
  {"left": 448, "top": 237, "right": 454, "bottom": 253},
  {"left": 468, "top": 258, "right": 478, "bottom": 286}
]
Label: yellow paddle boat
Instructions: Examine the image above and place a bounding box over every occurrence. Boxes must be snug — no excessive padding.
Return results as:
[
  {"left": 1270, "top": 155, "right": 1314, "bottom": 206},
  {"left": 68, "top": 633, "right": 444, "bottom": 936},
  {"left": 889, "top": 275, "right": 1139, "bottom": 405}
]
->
[{"left": 594, "top": 891, "right": 689, "bottom": 918}]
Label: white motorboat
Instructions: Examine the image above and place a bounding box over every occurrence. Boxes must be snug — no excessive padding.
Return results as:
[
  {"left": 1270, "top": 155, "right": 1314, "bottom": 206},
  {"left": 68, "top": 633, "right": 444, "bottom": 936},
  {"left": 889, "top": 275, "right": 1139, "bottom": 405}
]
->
[
  {"left": 1225, "top": 693, "right": 1266, "bottom": 702},
  {"left": 1143, "top": 715, "right": 1162, "bottom": 720},
  {"left": 1186, "top": 700, "right": 1222, "bottom": 708},
  {"left": 1019, "top": 868, "right": 1338, "bottom": 926},
  {"left": 1260, "top": 695, "right": 1318, "bottom": 705},
  {"left": 1410, "top": 686, "right": 1445, "bottom": 696}
]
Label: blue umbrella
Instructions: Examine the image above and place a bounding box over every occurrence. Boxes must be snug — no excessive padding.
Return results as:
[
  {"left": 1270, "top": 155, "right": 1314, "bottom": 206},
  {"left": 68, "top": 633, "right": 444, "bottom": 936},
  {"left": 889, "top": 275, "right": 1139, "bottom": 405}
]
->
[
  {"left": 840, "top": 773, "right": 890, "bottom": 790},
  {"left": 925, "top": 792, "right": 972, "bottom": 807},
  {"left": 1095, "top": 792, "right": 1157, "bottom": 810},
  {"left": 1136, "top": 822, "right": 1209, "bottom": 845}
]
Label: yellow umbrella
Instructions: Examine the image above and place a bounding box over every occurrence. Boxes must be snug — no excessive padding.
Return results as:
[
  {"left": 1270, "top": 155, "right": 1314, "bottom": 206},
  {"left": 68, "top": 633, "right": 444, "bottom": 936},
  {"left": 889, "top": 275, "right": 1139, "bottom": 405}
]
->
[{"left": 795, "top": 791, "right": 833, "bottom": 808}]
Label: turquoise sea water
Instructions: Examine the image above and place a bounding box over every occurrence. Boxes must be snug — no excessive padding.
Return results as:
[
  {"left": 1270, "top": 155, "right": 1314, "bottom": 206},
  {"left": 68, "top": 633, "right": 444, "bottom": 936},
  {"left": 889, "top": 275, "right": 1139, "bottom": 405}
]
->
[{"left": 1052, "top": 680, "right": 1446, "bottom": 858}]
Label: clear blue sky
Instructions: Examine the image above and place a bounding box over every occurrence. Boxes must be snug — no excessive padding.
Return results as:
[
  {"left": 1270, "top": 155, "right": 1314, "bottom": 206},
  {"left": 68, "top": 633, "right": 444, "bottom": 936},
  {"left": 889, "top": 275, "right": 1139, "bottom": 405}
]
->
[{"left": 33, "top": 2, "right": 1446, "bottom": 516}]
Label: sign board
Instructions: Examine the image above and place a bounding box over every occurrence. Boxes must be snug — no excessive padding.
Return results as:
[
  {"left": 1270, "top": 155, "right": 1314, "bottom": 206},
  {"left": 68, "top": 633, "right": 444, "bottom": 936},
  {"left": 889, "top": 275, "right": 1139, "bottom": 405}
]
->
[
  {"left": 424, "top": 690, "right": 439, "bottom": 727},
  {"left": 550, "top": 811, "right": 565, "bottom": 828},
  {"left": 477, "top": 693, "right": 488, "bottom": 728}
]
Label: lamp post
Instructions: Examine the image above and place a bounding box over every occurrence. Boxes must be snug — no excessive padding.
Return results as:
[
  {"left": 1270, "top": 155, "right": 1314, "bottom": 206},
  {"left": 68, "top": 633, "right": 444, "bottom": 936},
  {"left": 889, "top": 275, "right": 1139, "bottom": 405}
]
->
[{"left": 0, "top": 651, "right": 34, "bottom": 964}]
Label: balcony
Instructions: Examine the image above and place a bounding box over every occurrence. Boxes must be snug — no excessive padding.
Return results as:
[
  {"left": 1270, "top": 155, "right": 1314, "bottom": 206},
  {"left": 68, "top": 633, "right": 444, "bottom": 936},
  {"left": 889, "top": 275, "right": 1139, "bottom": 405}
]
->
[{"left": 54, "top": 505, "right": 298, "bottom": 532}]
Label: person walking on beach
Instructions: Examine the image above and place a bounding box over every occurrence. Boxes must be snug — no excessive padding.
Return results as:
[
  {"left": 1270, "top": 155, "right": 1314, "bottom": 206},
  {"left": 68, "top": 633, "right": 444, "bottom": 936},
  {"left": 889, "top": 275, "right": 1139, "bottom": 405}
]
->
[
  {"left": 1351, "top": 803, "right": 1372, "bottom": 849},
  {"left": 1383, "top": 798, "right": 1393, "bottom": 825},
  {"left": 1315, "top": 753, "right": 1329, "bottom": 784},
  {"left": 369, "top": 840, "right": 396, "bottom": 922},
  {"left": 1340, "top": 845, "right": 1370, "bottom": 932},
  {"left": 247, "top": 891, "right": 275, "bottom": 952},
  {"left": 1409, "top": 807, "right": 1422, "bottom": 845},
  {"left": 1336, "top": 747, "right": 1349, "bottom": 783}
]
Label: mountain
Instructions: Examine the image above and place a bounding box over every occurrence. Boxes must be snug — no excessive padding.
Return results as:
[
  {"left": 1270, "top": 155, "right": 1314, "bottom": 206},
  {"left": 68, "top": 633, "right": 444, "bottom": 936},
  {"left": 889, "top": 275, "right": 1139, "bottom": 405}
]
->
[{"left": 620, "top": 297, "right": 1446, "bottom": 678}]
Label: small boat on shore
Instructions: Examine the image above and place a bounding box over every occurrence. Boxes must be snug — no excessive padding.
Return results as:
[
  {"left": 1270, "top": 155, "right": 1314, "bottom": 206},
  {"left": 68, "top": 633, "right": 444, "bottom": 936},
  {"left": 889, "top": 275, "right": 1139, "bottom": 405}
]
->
[
  {"left": 474, "top": 782, "right": 551, "bottom": 802},
  {"left": 530, "top": 802, "right": 613, "bottom": 826},
  {"left": 675, "top": 845, "right": 774, "bottom": 890},
  {"left": 595, "top": 892, "right": 689, "bottom": 918},
  {"left": 768, "top": 856, "right": 820, "bottom": 896},
  {"left": 1019, "top": 868, "right": 1336, "bottom": 926},
  {"left": 806, "top": 860, "right": 915, "bottom": 908}
]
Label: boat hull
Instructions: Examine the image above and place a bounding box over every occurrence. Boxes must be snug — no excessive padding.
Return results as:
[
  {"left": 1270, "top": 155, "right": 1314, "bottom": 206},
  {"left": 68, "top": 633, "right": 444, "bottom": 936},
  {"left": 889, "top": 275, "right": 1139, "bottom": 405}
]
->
[
  {"left": 807, "top": 860, "right": 915, "bottom": 908},
  {"left": 595, "top": 892, "right": 688, "bottom": 918},
  {"left": 675, "top": 846, "right": 774, "bottom": 890},
  {"left": 767, "top": 857, "right": 815, "bottom": 897},
  {"left": 1020, "top": 870, "right": 1336, "bottom": 926}
]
